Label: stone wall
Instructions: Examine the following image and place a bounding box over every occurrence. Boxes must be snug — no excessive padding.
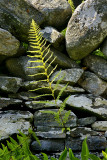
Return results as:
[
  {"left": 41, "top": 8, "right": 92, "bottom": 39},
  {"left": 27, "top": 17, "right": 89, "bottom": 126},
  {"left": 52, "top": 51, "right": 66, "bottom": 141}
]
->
[{"left": 0, "top": 0, "right": 107, "bottom": 159}]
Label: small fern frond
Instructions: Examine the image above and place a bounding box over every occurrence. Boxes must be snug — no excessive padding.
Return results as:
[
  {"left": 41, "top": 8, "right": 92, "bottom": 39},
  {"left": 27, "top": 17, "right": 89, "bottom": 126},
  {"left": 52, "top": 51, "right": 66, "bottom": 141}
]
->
[
  {"left": 56, "top": 83, "right": 68, "bottom": 101},
  {"left": 29, "top": 86, "right": 50, "bottom": 92},
  {"left": 68, "top": 0, "right": 75, "bottom": 13},
  {"left": 29, "top": 93, "right": 52, "bottom": 99}
]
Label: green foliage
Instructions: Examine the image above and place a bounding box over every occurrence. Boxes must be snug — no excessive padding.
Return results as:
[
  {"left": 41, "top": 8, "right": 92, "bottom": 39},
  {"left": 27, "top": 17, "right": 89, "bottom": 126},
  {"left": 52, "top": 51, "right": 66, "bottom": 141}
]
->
[
  {"left": 28, "top": 19, "right": 70, "bottom": 129},
  {"left": 91, "top": 48, "right": 106, "bottom": 59},
  {"left": 0, "top": 132, "right": 107, "bottom": 160},
  {"left": 68, "top": 0, "right": 75, "bottom": 13},
  {"left": 0, "top": 129, "right": 40, "bottom": 160}
]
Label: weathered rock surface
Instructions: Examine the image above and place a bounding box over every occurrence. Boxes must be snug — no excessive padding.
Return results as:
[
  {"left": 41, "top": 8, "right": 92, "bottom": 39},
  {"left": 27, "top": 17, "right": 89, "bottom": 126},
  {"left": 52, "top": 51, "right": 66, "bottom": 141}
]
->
[
  {"left": 68, "top": 127, "right": 99, "bottom": 138},
  {"left": 34, "top": 109, "right": 77, "bottom": 128},
  {"left": 66, "top": 0, "right": 107, "bottom": 60},
  {"left": 66, "top": 136, "right": 107, "bottom": 151},
  {"left": 92, "top": 121, "right": 107, "bottom": 131},
  {"left": 0, "top": 98, "right": 22, "bottom": 109},
  {"left": 6, "top": 56, "right": 53, "bottom": 80},
  {"left": 35, "top": 128, "right": 66, "bottom": 139},
  {"left": 25, "top": 100, "right": 63, "bottom": 110},
  {"left": 8, "top": 92, "right": 39, "bottom": 100},
  {"left": 66, "top": 94, "right": 107, "bottom": 119},
  {"left": 0, "top": 110, "right": 33, "bottom": 140},
  {"left": 27, "top": 0, "right": 72, "bottom": 29},
  {"left": 31, "top": 139, "right": 65, "bottom": 152},
  {"left": 0, "top": 76, "right": 22, "bottom": 93},
  {"left": 50, "top": 68, "right": 84, "bottom": 85},
  {"left": 78, "top": 71, "right": 107, "bottom": 96},
  {"left": 83, "top": 55, "right": 107, "bottom": 81},
  {"left": 22, "top": 81, "right": 85, "bottom": 97},
  {"left": 77, "top": 117, "right": 97, "bottom": 127},
  {"left": 0, "top": 28, "right": 20, "bottom": 56},
  {"left": 0, "top": 0, "right": 45, "bottom": 41},
  {"left": 100, "top": 38, "right": 107, "bottom": 58},
  {"left": 45, "top": 46, "right": 79, "bottom": 69},
  {"left": 41, "top": 27, "right": 64, "bottom": 50}
]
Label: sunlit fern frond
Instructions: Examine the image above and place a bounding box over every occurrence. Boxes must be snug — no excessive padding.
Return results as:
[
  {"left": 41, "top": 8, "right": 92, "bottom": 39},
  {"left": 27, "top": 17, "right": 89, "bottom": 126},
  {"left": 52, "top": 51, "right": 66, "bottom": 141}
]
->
[
  {"left": 28, "top": 20, "right": 70, "bottom": 129},
  {"left": 28, "top": 19, "right": 58, "bottom": 100},
  {"left": 68, "top": 0, "right": 75, "bottom": 13}
]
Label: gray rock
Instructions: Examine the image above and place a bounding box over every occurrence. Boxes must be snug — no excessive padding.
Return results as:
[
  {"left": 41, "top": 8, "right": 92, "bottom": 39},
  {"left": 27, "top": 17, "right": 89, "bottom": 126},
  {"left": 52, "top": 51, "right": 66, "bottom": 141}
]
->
[
  {"left": 50, "top": 68, "right": 84, "bottom": 85},
  {"left": 77, "top": 117, "right": 97, "bottom": 127},
  {"left": 78, "top": 71, "right": 107, "bottom": 96},
  {"left": 0, "top": 28, "right": 20, "bottom": 56},
  {"left": 66, "top": 0, "right": 107, "bottom": 60},
  {"left": 45, "top": 46, "right": 79, "bottom": 69},
  {"left": 100, "top": 38, "right": 107, "bottom": 58},
  {"left": 22, "top": 81, "right": 85, "bottom": 97},
  {"left": 92, "top": 121, "right": 107, "bottom": 131},
  {"left": 105, "top": 131, "right": 107, "bottom": 137},
  {"left": 0, "top": 0, "right": 45, "bottom": 41},
  {"left": 31, "top": 139, "right": 65, "bottom": 152},
  {"left": 66, "top": 94, "right": 107, "bottom": 119},
  {"left": 0, "top": 98, "right": 22, "bottom": 109},
  {"left": 0, "top": 110, "right": 33, "bottom": 140},
  {"left": 8, "top": 92, "right": 40, "bottom": 100},
  {"left": 27, "top": 0, "right": 72, "bottom": 29},
  {"left": 0, "top": 76, "right": 22, "bottom": 93},
  {"left": 6, "top": 56, "right": 53, "bottom": 80},
  {"left": 35, "top": 129, "right": 66, "bottom": 139},
  {"left": 25, "top": 100, "right": 63, "bottom": 110},
  {"left": 83, "top": 55, "right": 107, "bottom": 81},
  {"left": 34, "top": 109, "right": 77, "bottom": 128},
  {"left": 65, "top": 136, "right": 107, "bottom": 151},
  {"left": 41, "top": 27, "right": 64, "bottom": 50},
  {"left": 68, "top": 127, "right": 99, "bottom": 138}
]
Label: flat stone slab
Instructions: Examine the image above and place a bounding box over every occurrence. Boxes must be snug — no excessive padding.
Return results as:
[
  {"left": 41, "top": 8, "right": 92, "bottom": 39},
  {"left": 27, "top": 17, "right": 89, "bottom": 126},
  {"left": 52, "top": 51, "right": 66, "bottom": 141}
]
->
[
  {"left": 22, "top": 81, "right": 85, "bottom": 98},
  {"left": 50, "top": 68, "right": 84, "bottom": 85},
  {"left": 34, "top": 109, "right": 77, "bottom": 128},
  {"left": 0, "top": 98, "right": 22, "bottom": 109},
  {"left": 0, "top": 110, "right": 33, "bottom": 140},
  {"left": 0, "top": 76, "right": 22, "bottom": 93},
  {"left": 92, "top": 121, "right": 107, "bottom": 131},
  {"left": 31, "top": 139, "right": 65, "bottom": 152},
  {"left": 25, "top": 100, "right": 63, "bottom": 110},
  {"left": 68, "top": 127, "right": 99, "bottom": 138},
  {"left": 66, "top": 94, "right": 107, "bottom": 120},
  {"left": 65, "top": 136, "right": 107, "bottom": 151}
]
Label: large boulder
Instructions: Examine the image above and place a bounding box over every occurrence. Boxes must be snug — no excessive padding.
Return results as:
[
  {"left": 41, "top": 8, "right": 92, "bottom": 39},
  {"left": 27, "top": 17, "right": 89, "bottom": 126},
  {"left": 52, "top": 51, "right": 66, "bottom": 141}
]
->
[
  {"left": 66, "top": 94, "right": 107, "bottom": 119},
  {"left": 66, "top": 0, "right": 107, "bottom": 60},
  {"left": 6, "top": 56, "right": 53, "bottom": 80},
  {"left": 0, "top": 28, "right": 20, "bottom": 56},
  {"left": 0, "top": 0, "right": 44, "bottom": 41},
  {"left": 0, "top": 0, "right": 72, "bottom": 41}
]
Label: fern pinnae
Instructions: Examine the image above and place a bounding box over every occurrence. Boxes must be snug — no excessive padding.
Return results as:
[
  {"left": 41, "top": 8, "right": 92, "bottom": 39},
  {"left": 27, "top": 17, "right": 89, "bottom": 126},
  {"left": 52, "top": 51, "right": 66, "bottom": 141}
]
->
[{"left": 29, "top": 86, "right": 50, "bottom": 92}]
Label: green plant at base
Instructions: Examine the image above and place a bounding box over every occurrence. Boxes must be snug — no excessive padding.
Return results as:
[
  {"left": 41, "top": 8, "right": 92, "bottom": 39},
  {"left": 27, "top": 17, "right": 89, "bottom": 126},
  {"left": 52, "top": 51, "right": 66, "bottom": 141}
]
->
[
  {"left": 0, "top": 129, "right": 40, "bottom": 160},
  {"left": 28, "top": 19, "right": 71, "bottom": 131}
]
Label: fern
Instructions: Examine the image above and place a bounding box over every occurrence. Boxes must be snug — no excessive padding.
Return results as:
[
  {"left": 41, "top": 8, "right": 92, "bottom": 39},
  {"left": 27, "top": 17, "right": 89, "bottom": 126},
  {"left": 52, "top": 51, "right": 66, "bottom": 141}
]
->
[
  {"left": 68, "top": 0, "right": 75, "bottom": 13},
  {"left": 28, "top": 19, "right": 70, "bottom": 129},
  {"left": 0, "top": 130, "right": 40, "bottom": 160}
]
